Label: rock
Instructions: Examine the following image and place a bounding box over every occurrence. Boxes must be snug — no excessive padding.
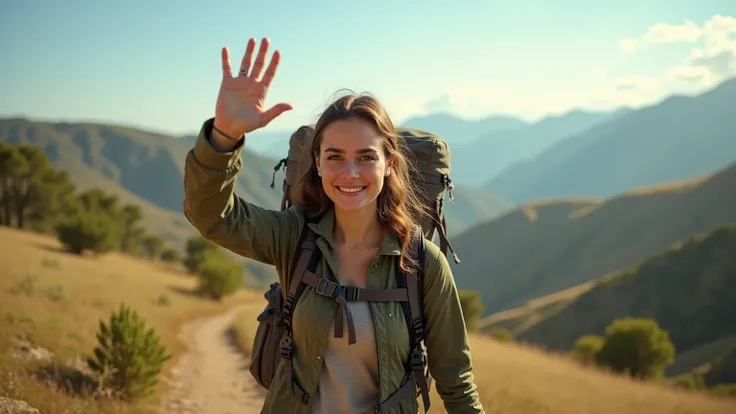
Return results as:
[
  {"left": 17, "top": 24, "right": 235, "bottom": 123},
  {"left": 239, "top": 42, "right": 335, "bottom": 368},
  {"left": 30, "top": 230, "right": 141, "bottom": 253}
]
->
[
  {"left": 0, "top": 397, "right": 41, "bottom": 414},
  {"left": 10, "top": 336, "right": 54, "bottom": 362}
]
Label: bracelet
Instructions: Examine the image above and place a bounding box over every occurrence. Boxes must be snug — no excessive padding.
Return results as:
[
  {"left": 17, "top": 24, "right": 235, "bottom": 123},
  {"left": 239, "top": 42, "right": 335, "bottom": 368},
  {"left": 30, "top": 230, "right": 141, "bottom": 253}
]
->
[{"left": 212, "top": 122, "right": 241, "bottom": 141}]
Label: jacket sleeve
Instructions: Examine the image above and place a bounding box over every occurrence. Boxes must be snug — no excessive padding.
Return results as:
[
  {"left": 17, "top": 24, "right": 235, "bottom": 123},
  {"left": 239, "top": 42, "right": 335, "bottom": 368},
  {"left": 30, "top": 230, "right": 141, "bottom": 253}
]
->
[
  {"left": 422, "top": 241, "right": 485, "bottom": 414},
  {"left": 182, "top": 118, "right": 300, "bottom": 276}
]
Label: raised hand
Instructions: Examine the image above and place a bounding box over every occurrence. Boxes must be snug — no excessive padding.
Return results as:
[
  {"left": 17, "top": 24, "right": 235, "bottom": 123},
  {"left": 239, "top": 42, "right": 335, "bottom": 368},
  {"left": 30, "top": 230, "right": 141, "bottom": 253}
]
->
[{"left": 213, "top": 38, "right": 293, "bottom": 140}]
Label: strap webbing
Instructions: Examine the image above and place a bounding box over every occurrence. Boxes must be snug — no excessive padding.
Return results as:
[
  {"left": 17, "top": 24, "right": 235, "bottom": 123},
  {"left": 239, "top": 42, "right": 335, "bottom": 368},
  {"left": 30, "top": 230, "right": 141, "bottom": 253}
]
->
[{"left": 301, "top": 270, "right": 410, "bottom": 345}]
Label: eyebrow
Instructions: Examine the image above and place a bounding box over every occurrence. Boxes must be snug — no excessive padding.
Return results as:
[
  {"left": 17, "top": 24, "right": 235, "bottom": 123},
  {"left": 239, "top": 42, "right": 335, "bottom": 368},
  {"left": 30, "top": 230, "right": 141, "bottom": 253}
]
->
[{"left": 324, "top": 147, "right": 379, "bottom": 154}]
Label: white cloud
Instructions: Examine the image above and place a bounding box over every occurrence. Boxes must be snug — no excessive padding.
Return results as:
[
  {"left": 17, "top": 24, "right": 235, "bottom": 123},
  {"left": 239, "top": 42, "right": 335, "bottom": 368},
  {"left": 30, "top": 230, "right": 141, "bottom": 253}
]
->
[
  {"left": 618, "top": 14, "right": 736, "bottom": 83},
  {"left": 641, "top": 20, "right": 704, "bottom": 44},
  {"left": 617, "top": 37, "right": 640, "bottom": 54}
]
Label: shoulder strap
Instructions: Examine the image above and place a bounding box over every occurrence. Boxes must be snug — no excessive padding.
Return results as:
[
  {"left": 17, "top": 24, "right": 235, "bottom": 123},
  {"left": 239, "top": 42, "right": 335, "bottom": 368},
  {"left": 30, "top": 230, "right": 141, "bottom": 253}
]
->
[
  {"left": 280, "top": 222, "right": 320, "bottom": 405},
  {"left": 396, "top": 226, "right": 431, "bottom": 412}
]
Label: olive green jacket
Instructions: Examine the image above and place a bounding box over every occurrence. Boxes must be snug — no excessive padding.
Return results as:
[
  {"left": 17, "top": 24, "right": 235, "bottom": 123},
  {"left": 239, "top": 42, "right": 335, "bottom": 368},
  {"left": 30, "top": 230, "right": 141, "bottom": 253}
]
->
[{"left": 183, "top": 118, "right": 485, "bottom": 414}]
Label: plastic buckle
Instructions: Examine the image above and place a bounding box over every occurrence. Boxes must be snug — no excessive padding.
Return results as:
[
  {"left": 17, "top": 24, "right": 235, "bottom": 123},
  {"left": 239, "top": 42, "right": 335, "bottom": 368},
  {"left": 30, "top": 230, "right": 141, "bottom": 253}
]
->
[
  {"left": 315, "top": 278, "right": 337, "bottom": 297},
  {"left": 280, "top": 335, "right": 294, "bottom": 360},
  {"left": 410, "top": 348, "right": 425, "bottom": 369}
]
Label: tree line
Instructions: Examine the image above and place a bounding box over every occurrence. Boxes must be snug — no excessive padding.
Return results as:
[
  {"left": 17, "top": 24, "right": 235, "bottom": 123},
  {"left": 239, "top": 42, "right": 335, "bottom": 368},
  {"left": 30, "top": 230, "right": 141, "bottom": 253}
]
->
[{"left": 0, "top": 141, "right": 243, "bottom": 301}]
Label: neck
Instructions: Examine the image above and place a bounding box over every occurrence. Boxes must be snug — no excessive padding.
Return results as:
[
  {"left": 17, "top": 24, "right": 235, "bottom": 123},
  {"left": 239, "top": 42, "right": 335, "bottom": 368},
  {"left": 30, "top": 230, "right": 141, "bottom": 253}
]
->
[{"left": 333, "top": 204, "right": 383, "bottom": 250}]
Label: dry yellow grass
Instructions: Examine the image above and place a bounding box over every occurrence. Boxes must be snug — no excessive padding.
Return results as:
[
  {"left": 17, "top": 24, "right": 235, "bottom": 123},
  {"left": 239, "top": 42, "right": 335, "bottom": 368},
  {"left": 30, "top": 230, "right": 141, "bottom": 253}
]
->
[
  {"left": 0, "top": 226, "right": 260, "bottom": 414},
  {"left": 426, "top": 335, "right": 736, "bottom": 414},
  {"left": 230, "top": 305, "right": 736, "bottom": 413}
]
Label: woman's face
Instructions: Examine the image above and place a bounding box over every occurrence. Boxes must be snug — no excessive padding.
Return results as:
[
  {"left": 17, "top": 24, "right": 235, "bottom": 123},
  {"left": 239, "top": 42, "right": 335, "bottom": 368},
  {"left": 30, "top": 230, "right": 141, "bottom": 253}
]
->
[{"left": 315, "top": 118, "right": 392, "bottom": 215}]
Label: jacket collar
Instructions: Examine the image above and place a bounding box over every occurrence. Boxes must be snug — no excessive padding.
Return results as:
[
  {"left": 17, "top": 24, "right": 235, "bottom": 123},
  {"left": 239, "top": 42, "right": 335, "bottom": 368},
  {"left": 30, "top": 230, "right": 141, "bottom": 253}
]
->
[{"left": 307, "top": 206, "right": 402, "bottom": 256}]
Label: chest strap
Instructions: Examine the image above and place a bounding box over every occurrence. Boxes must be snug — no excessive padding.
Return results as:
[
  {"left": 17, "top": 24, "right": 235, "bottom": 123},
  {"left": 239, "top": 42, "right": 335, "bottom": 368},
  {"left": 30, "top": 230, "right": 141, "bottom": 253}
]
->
[{"left": 301, "top": 270, "right": 409, "bottom": 345}]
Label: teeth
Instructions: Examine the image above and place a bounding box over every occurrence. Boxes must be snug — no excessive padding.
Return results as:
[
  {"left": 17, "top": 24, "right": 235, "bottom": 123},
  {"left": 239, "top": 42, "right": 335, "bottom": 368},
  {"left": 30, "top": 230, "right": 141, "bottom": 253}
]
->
[{"left": 338, "top": 187, "right": 364, "bottom": 193}]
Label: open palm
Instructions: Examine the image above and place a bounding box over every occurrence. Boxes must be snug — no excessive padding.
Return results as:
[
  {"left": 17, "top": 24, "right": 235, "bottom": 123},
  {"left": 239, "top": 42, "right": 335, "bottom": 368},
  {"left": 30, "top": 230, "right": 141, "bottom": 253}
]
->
[{"left": 214, "top": 38, "right": 293, "bottom": 138}]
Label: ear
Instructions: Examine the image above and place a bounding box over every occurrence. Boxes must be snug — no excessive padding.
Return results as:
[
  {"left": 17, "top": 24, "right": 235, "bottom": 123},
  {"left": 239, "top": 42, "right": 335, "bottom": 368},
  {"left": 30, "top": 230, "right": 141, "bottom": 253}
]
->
[
  {"left": 388, "top": 153, "right": 397, "bottom": 169},
  {"left": 314, "top": 151, "right": 321, "bottom": 174}
]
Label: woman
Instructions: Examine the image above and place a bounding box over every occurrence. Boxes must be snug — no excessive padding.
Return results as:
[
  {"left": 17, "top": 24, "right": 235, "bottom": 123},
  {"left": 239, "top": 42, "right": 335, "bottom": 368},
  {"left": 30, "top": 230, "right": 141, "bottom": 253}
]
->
[{"left": 183, "top": 37, "right": 485, "bottom": 414}]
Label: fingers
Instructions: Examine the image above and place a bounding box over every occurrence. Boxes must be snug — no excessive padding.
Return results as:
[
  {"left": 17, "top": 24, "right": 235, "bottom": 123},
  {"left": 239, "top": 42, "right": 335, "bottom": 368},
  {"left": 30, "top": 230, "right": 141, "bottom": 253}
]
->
[
  {"left": 249, "top": 38, "right": 270, "bottom": 80},
  {"left": 221, "top": 47, "right": 232, "bottom": 78},
  {"left": 259, "top": 103, "right": 294, "bottom": 127},
  {"left": 239, "top": 38, "right": 257, "bottom": 76},
  {"left": 261, "top": 50, "right": 281, "bottom": 88}
]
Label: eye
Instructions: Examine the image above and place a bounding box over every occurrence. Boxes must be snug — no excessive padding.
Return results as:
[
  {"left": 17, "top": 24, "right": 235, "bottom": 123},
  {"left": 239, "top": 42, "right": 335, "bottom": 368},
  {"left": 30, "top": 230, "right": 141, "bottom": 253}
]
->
[
  {"left": 360, "top": 155, "right": 377, "bottom": 162},
  {"left": 326, "top": 155, "right": 342, "bottom": 161}
]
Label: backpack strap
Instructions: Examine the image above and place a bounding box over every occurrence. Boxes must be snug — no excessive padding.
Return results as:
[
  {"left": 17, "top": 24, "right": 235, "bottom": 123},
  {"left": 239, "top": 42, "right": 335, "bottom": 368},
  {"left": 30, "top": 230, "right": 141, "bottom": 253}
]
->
[
  {"left": 432, "top": 197, "right": 461, "bottom": 264},
  {"left": 375, "top": 226, "right": 432, "bottom": 414},
  {"left": 281, "top": 224, "right": 320, "bottom": 405}
]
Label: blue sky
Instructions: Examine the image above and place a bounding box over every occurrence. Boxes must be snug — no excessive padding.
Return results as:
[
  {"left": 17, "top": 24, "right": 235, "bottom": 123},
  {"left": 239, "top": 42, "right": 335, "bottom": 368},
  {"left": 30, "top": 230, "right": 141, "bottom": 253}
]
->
[{"left": 1, "top": 0, "right": 734, "bottom": 138}]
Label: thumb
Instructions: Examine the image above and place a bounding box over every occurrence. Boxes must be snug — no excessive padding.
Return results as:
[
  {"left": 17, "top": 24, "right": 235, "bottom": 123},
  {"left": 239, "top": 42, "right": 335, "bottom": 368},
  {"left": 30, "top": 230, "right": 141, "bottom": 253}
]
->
[{"left": 260, "top": 103, "right": 294, "bottom": 127}]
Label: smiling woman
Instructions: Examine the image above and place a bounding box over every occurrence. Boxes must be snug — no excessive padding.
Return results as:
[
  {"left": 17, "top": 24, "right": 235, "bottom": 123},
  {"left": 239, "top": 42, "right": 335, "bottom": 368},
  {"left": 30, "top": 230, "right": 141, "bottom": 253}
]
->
[{"left": 182, "top": 37, "right": 485, "bottom": 414}]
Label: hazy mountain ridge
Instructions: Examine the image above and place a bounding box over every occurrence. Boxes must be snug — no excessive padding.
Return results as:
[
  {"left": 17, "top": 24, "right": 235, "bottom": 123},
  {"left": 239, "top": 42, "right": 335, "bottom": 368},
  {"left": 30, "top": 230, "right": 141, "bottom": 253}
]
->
[
  {"left": 485, "top": 77, "right": 736, "bottom": 203},
  {"left": 449, "top": 161, "right": 736, "bottom": 317}
]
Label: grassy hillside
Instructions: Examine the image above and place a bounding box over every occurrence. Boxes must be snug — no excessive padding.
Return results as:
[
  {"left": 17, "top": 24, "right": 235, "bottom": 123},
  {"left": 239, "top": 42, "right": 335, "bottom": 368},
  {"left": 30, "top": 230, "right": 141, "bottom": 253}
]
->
[
  {"left": 485, "top": 76, "right": 736, "bottom": 203},
  {"left": 449, "top": 162, "right": 736, "bottom": 316},
  {"left": 494, "top": 224, "right": 736, "bottom": 371},
  {"left": 0, "top": 226, "right": 260, "bottom": 414}
]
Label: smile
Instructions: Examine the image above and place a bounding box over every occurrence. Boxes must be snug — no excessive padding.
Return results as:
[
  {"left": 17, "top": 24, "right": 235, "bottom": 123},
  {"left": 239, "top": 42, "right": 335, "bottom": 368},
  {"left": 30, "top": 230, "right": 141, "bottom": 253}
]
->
[{"left": 337, "top": 186, "right": 366, "bottom": 194}]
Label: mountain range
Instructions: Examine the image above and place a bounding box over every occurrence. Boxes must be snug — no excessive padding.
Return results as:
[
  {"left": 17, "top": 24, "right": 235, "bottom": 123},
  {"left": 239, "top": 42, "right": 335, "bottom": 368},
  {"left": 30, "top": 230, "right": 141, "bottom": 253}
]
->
[
  {"left": 448, "top": 160, "right": 736, "bottom": 317},
  {"left": 485, "top": 77, "right": 736, "bottom": 203}
]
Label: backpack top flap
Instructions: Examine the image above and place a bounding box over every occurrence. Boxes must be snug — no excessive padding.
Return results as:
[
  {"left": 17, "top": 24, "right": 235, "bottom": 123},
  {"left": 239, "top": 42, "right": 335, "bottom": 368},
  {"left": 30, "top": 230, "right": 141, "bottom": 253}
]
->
[{"left": 285, "top": 124, "right": 316, "bottom": 189}]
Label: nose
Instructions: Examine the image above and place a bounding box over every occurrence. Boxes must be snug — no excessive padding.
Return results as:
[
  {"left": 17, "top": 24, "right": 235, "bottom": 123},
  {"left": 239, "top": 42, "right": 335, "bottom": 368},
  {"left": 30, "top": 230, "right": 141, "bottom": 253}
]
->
[{"left": 343, "top": 160, "right": 359, "bottom": 178}]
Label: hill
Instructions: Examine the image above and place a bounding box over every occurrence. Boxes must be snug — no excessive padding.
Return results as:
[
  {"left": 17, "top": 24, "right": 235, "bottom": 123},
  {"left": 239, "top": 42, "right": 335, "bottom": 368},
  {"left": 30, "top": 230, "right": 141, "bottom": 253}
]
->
[
  {"left": 485, "top": 76, "right": 736, "bottom": 203},
  {"left": 480, "top": 224, "right": 736, "bottom": 376},
  {"left": 449, "top": 161, "right": 736, "bottom": 316},
  {"left": 450, "top": 108, "right": 626, "bottom": 187},
  {"left": 0, "top": 226, "right": 260, "bottom": 414}
]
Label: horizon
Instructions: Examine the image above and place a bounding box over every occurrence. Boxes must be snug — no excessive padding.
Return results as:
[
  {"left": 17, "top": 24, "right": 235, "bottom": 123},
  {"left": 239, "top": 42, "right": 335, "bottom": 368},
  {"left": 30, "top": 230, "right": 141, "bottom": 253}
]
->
[{"left": 1, "top": 0, "right": 735, "bottom": 138}]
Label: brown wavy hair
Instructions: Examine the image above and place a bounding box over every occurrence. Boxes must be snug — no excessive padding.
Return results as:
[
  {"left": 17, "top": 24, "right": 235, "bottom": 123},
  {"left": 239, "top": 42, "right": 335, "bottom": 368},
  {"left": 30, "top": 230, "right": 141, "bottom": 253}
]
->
[{"left": 291, "top": 92, "right": 429, "bottom": 272}]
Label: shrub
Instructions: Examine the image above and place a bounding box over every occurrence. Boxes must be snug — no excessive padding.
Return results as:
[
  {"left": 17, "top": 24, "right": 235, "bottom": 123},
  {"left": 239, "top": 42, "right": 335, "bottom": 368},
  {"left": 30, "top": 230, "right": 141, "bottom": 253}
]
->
[
  {"left": 195, "top": 250, "right": 244, "bottom": 301},
  {"left": 595, "top": 318, "right": 675, "bottom": 379},
  {"left": 56, "top": 213, "right": 118, "bottom": 255},
  {"left": 458, "top": 290, "right": 484, "bottom": 331},
  {"left": 489, "top": 327, "right": 514, "bottom": 342},
  {"left": 570, "top": 335, "right": 604, "bottom": 365},
  {"left": 87, "top": 303, "right": 171, "bottom": 400}
]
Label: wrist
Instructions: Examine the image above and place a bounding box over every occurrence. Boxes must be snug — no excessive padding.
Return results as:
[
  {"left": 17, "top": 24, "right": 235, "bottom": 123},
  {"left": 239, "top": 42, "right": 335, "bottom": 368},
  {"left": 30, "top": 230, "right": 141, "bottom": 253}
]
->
[{"left": 212, "top": 119, "right": 243, "bottom": 141}]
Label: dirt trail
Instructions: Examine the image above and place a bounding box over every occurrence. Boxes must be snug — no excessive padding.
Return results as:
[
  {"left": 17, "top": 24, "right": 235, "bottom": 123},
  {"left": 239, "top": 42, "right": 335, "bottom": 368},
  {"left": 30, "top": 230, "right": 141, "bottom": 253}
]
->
[{"left": 160, "top": 304, "right": 266, "bottom": 414}]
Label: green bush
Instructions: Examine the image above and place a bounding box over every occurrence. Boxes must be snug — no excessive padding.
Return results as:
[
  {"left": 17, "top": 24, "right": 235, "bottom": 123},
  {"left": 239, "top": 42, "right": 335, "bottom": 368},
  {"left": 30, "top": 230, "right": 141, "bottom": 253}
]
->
[
  {"left": 195, "top": 250, "right": 244, "bottom": 301},
  {"left": 458, "top": 290, "right": 484, "bottom": 331},
  {"left": 87, "top": 303, "right": 171, "bottom": 400},
  {"left": 595, "top": 318, "right": 675, "bottom": 379},
  {"left": 570, "top": 335, "right": 604, "bottom": 365},
  {"left": 672, "top": 373, "right": 705, "bottom": 390},
  {"left": 160, "top": 248, "right": 181, "bottom": 263},
  {"left": 56, "top": 213, "right": 118, "bottom": 255},
  {"left": 489, "top": 327, "right": 514, "bottom": 342}
]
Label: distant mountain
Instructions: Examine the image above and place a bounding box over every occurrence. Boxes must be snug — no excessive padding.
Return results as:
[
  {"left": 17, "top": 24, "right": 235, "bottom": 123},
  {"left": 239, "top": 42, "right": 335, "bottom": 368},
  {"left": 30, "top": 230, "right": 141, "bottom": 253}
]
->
[
  {"left": 485, "top": 77, "right": 736, "bottom": 203},
  {"left": 237, "top": 112, "right": 529, "bottom": 161},
  {"left": 442, "top": 185, "right": 515, "bottom": 239},
  {"left": 448, "top": 161, "right": 736, "bottom": 317},
  {"left": 450, "top": 109, "right": 626, "bottom": 187},
  {"left": 483, "top": 224, "right": 736, "bottom": 377},
  {"left": 399, "top": 112, "right": 528, "bottom": 147}
]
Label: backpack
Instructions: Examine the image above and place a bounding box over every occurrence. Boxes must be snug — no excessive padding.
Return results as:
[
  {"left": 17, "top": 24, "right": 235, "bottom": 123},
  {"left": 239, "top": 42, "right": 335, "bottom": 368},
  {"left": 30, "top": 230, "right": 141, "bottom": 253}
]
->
[
  {"left": 269, "top": 124, "right": 461, "bottom": 264},
  {"left": 249, "top": 224, "right": 433, "bottom": 413}
]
